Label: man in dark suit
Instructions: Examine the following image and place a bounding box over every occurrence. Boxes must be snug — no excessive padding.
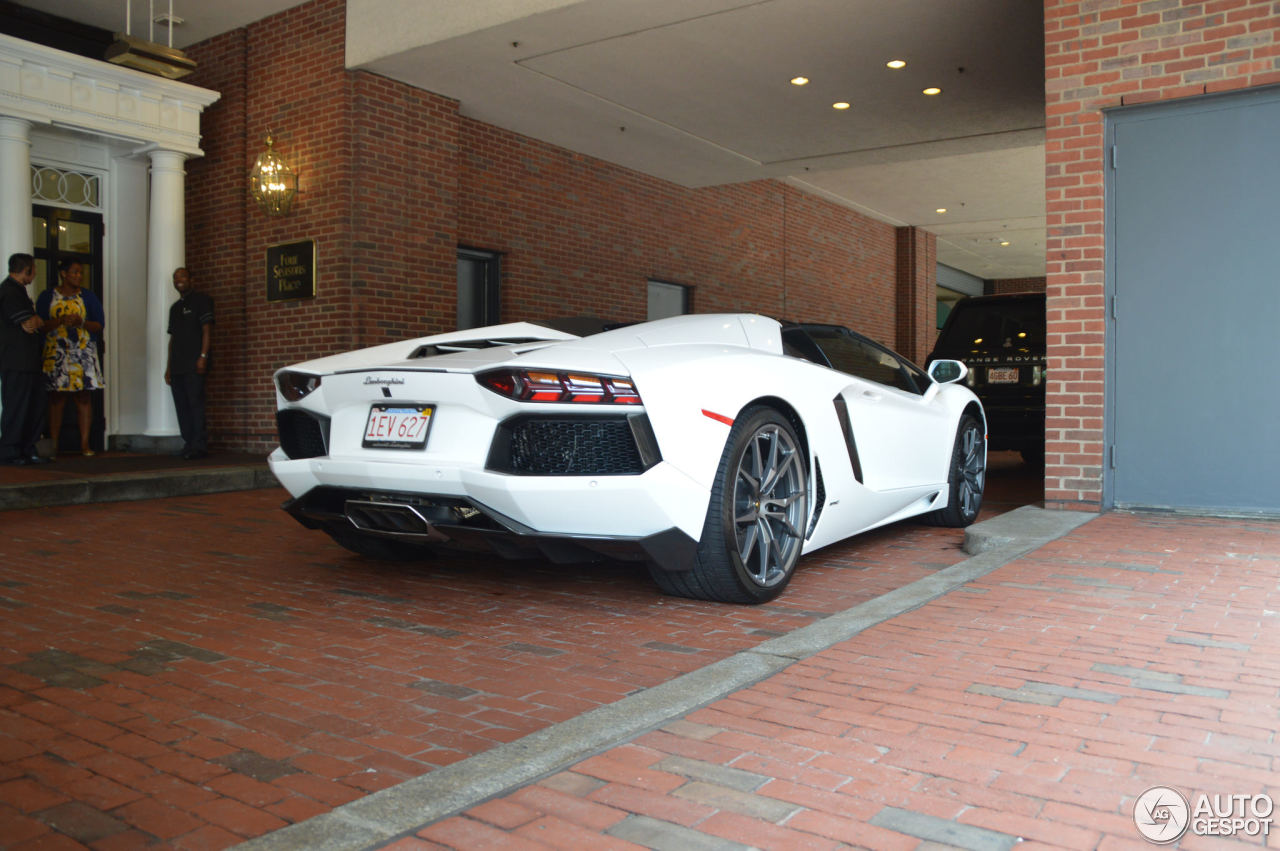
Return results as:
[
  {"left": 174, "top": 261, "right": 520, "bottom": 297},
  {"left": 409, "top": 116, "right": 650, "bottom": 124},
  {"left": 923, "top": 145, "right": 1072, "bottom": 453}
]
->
[{"left": 0, "top": 253, "right": 50, "bottom": 465}]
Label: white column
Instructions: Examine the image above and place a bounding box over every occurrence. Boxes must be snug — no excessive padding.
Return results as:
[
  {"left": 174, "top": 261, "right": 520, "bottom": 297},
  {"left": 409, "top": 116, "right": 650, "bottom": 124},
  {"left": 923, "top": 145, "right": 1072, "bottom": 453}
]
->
[
  {"left": 0, "top": 116, "right": 33, "bottom": 426},
  {"left": 0, "top": 116, "right": 33, "bottom": 284},
  {"left": 144, "top": 148, "right": 186, "bottom": 436}
]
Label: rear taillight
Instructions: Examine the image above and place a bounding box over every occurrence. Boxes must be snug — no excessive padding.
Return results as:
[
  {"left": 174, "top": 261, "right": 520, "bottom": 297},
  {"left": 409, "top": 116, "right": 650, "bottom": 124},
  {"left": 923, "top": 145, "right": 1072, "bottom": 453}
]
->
[
  {"left": 277, "top": 370, "right": 322, "bottom": 401},
  {"left": 477, "top": 369, "right": 642, "bottom": 404}
]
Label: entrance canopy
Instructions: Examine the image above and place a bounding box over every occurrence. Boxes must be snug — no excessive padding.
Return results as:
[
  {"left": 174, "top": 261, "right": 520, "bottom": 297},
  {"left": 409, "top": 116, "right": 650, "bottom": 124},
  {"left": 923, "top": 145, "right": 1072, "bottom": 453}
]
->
[
  {"left": 0, "top": 33, "right": 217, "bottom": 157},
  {"left": 0, "top": 33, "right": 219, "bottom": 444}
]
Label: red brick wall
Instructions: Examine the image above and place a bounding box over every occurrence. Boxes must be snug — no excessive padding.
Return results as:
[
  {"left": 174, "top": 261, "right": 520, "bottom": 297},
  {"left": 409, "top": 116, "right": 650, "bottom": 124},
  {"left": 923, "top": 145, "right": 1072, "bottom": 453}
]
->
[
  {"left": 184, "top": 28, "right": 248, "bottom": 451},
  {"left": 457, "top": 127, "right": 785, "bottom": 323},
  {"left": 184, "top": 0, "right": 925, "bottom": 454},
  {"left": 187, "top": 0, "right": 457, "bottom": 450},
  {"left": 187, "top": 0, "right": 358, "bottom": 450},
  {"left": 457, "top": 124, "right": 903, "bottom": 342},
  {"left": 351, "top": 74, "right": 459, "bottom": 345},
  {"left": 989, "top": 277, "right": 1047, "bottom": 295},
  {"left": 893, "top": 227, "right": 938, "bottom": 366},
  {"left": 784, "top": 188, "right": 899, "bottom": 344},
  {"left": 1044, "top": 0, "right": 1280, "bottom": 510}
]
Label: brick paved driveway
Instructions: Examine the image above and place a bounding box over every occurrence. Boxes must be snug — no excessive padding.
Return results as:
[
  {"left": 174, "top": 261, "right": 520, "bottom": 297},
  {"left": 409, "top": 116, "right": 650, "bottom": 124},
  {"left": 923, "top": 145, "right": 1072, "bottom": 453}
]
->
[
  {"left": 418, "top": 511, "right": 1280, "bottom": 851},
  {"left": 0, "top": 454, "right": 1037, "bottom": 848}
]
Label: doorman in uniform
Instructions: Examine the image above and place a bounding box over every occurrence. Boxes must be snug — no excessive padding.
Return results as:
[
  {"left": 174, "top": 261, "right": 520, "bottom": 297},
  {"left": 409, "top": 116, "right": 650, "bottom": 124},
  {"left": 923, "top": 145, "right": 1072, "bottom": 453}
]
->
[{"left": 164, "top": 266, "right": 214, "bottom": 460}]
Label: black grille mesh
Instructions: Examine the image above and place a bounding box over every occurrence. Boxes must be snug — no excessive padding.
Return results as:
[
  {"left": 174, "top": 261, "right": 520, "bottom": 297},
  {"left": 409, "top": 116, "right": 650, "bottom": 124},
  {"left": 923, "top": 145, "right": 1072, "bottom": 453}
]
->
[
  {"left": 277, "top": 409, "right": 328, "bottom": 459},
  {"left": 504, "top": 417, "right": 644, "bottom": 476}
]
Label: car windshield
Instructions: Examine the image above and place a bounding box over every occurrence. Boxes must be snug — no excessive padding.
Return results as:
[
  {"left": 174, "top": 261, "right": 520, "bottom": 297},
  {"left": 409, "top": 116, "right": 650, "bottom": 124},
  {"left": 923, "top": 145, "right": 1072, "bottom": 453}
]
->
[{"left": 940, "top": 300, "right": 1044, "bottom": 354}]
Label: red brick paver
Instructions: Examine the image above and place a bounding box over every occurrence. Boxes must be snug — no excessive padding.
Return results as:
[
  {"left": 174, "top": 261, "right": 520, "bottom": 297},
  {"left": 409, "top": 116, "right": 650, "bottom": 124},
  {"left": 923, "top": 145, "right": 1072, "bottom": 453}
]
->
[
  {"left": 1, "top": 452, "right": 1038, "bottom": 848},
  {"left": 425, "top": 512, "right": 1280, "bottom": 849}
]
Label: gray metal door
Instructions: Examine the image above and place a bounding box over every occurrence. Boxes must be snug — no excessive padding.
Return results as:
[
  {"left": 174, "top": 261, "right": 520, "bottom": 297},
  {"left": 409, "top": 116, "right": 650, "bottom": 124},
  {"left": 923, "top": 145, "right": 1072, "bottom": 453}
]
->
[{"left": 1107, "top": 89, "right": 1280, "bottom": 514}]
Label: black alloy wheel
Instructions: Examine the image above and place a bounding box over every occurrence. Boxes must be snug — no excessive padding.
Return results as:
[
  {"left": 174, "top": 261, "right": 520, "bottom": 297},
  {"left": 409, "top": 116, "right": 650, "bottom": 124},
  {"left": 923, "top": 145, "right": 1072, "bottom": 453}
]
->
[
  {"left": 923, "top": 414, "right": 986, "bottom": 527},
  {"left": 650, "top": 406, "right": 808, "bottom": 604}
]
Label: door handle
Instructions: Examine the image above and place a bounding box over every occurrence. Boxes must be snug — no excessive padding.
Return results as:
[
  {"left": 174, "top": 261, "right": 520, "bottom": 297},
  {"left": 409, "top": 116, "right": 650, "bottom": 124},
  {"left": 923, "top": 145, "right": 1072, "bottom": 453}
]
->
[{"left": 861, "top": 390, "right": 882, "bottom": 402}]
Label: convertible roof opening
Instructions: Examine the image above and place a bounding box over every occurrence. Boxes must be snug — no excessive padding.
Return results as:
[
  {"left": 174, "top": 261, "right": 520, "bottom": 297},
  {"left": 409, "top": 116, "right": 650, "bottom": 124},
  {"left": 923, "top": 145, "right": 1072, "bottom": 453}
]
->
[
  {"left": 410, "top": 338, "right": 545, "bottom": 359},
  {"left": 408, "top": 317, "right": 635, "bottom": 359},
  {"left": 533, "top": 316, "right": 632, "bottom": 337}
]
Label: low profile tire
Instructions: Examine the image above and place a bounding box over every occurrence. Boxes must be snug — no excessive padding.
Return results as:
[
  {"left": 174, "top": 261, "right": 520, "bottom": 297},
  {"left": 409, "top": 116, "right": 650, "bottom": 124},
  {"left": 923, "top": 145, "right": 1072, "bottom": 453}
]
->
[
  {"left": 325, "top": 526, "right": 432, "bottom": 561},
  {"left": 649, "top": 407, "right": 808, "bottom": 604},
  {"left": 923, "top": 414, "right": 986, "bottom": 527}
]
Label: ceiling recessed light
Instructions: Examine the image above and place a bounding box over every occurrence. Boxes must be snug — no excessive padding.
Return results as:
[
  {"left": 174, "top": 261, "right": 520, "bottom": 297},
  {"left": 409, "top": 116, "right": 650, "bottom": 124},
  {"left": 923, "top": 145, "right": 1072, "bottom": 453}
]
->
[
  {"left": 790, "top": 76, "right": 809, "bottom": 86},
  {"left": 923, "top": 87, "right": 942, "bottom": 96},
  {"left": 936, "top": 207, "right": 947, "bottom": 214},
  {"left": 832, "top": 101, "right": 851, "bottom": 110},
  {"left": 886, "top": 59, "right": 906, "bottom": 69}
]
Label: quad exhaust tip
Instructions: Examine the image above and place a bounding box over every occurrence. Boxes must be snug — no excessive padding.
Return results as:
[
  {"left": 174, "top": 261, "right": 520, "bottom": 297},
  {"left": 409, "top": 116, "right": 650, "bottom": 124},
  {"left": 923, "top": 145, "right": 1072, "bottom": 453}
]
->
[{"left": 344, "top": 499, "right": 449, "bottom": 542}]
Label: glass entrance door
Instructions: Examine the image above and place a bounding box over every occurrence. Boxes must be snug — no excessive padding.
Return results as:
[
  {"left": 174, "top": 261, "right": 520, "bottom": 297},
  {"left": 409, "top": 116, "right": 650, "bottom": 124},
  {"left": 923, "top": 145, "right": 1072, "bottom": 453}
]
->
[{"left": 32, "top": 205, "right": 106, "bottom": 452}]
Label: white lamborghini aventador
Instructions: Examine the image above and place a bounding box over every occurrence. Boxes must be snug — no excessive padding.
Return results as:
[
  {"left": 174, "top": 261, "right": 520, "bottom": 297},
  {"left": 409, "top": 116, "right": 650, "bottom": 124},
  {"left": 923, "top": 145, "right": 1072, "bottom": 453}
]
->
[{"left": 268, "top": 314, "right": 985, "bottom": 603}]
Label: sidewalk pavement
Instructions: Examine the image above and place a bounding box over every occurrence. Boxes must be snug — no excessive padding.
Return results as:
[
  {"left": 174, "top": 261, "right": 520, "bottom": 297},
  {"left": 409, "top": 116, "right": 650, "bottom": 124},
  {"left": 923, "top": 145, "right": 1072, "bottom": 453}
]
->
[
  {"left": 4, "top": 455, "right": 1278, "bottom": 849},
  {"left": 247, "top": 507, "right": 1280, "bottom": 851},
  {"left": 0, "top": 450, "right": 276, "bottom": 511}
]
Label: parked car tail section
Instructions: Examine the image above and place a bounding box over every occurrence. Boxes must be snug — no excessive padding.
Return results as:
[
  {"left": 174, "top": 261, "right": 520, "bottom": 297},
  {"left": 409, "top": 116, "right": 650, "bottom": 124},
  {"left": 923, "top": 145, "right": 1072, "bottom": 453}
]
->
[{"left": 269, "top": 313, "right": 986, "bottom": 603}]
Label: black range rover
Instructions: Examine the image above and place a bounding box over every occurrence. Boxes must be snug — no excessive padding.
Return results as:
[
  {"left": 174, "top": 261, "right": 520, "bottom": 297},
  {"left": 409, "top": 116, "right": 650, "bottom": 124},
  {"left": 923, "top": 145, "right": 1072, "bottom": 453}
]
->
[{"left": 928, "top": 292, "right": 1046, "bottom": 464}]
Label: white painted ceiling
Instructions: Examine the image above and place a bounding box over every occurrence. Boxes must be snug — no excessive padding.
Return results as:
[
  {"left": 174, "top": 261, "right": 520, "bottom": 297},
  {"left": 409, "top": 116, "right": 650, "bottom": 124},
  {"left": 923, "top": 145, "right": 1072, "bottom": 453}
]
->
[{"left": 15, "top": 0, "right": 1047, "bottom": 280}]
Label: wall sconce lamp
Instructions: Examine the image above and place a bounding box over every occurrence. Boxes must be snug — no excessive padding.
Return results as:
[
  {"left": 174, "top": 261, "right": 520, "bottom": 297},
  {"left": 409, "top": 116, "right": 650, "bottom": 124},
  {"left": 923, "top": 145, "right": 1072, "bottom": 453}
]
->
[{"left": 249, "top": 133, "right": 297, "bottom": 215}]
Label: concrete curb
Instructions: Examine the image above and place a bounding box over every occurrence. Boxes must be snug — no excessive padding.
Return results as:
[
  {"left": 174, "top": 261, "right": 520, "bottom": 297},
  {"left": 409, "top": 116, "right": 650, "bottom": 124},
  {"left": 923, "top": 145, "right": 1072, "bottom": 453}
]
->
[
  {"left": 961, "top": 503, "right": 1092, "bottom": 555},
  {"left": 237, "top": 506, "right": 1097, "bottom": 851},
  {"left": 0, "top": 466, "right": 279, "bottom": 511}
]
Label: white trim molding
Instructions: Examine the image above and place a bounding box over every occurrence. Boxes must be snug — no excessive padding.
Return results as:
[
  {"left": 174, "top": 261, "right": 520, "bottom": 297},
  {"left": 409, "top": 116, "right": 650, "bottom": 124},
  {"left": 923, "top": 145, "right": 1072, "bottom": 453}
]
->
[{"left": 0, "top": 34, "right": 219, "bottom": 157}]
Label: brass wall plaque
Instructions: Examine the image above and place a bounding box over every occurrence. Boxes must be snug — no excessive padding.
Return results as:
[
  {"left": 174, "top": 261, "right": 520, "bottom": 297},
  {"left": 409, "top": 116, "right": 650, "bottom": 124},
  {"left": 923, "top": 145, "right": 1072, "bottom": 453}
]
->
[{"left": 266, "top": 239, "right": 316, "bottom": 302}]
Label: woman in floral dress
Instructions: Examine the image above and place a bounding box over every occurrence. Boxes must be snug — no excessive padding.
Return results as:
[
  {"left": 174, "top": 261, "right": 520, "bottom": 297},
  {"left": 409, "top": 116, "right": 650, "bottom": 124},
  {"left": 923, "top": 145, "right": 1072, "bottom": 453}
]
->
[{"left": 36, "top": 259, "right": 105, "bottom": 456}]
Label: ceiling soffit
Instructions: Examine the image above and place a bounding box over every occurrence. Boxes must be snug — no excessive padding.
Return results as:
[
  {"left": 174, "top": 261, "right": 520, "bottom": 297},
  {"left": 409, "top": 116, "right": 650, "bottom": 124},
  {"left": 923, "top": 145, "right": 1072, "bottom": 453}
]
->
[
  {"left": 6, "top": 0, "right": 1047, "bottom": 278},
  {"left": 349, "top": 0, "right": 1047, "bottom": 278}
]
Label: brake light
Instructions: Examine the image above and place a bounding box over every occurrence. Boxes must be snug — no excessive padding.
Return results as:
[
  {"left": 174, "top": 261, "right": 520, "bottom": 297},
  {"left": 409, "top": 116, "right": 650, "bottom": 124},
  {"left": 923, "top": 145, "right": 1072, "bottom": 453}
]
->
[
  {"left": 524, "top": 371, "right": 564, "bottom": 402},
  {"left": 277, "top": 370, "right": 322, "bottom": 401},
  {"left": 478, "top": 369, "right": 642, "bottom": 404}
]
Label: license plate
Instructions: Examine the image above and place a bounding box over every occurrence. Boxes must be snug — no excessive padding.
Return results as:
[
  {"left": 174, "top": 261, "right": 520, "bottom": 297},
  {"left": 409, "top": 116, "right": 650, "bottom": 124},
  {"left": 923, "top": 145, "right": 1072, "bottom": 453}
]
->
[
  {"left": 987, "top": 367, "right": 1020, "bottom": 384},
  {"left": 363, "top": 404, "right": 434, "bottom": 449}
]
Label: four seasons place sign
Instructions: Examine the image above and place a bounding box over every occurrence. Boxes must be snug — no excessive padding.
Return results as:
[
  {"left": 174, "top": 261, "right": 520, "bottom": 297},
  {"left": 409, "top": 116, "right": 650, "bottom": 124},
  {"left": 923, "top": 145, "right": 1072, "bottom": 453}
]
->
[{"left": 266, "top": 239, "right": 316, "bottom": 302}]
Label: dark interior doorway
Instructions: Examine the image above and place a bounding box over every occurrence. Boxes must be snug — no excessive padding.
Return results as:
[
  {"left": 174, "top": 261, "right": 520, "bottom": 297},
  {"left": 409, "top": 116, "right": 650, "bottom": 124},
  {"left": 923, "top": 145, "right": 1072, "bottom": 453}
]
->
[
  {"left": 32, "top": 205, "right": 106, "bottom": 453},
  {"left": 457, "top": 247, "right": 501, "bottom": 331}
]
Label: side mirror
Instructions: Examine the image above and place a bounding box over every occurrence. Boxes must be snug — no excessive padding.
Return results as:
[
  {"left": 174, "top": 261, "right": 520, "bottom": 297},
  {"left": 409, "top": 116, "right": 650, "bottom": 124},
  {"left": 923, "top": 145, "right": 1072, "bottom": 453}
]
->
[{"left": 928, "top": 359, "right": 968, "bottom": 384}]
